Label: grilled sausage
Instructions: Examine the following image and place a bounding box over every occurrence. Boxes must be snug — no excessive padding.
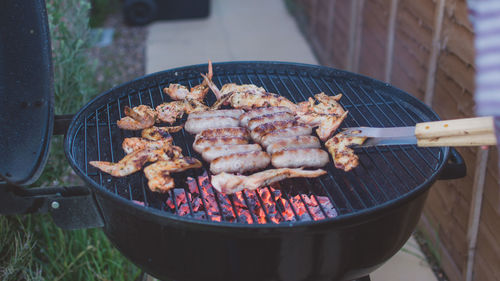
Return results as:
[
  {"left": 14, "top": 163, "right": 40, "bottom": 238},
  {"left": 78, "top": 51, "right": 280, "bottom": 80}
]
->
[
  {"left": 187, "top": 109, "right": 245, "bottom": 120},
  {"left": 271, "top": 148, "right": 329, "bottom": 168},
  {"left": 250, "top": 120, "right": 298, "bottom": 142},
  {"left": 185, "top": 116, "right": 239, "bottom": 134},
  {"left": 247, "top": 112, "right": 296, "bottom": 131},
  {"left": 266, "top": 135, "right": 320, "bottom": 154},
  {"left": 210, "top": 151, "right": 271, "bottom": 174},
  {"left": 193, "top": 136, "right": 248, "bottom": 153},
  {"left": 195, "top": 127, "right": 249, "bottom": 141},
  {"left": 201, "top": 144, "right": 262, "bottom": 162},
  {"left": 239, "top": 106, "right": 293, "bottom": 127},
  {"left": 260, "top": 125, "right": 313, "bottom": 147}
]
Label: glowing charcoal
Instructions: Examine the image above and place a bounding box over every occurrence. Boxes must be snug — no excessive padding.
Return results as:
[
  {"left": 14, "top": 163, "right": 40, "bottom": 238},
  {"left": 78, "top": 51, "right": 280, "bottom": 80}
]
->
[{"left": 165, "top": 174, "right": 337, "bottom": 224}]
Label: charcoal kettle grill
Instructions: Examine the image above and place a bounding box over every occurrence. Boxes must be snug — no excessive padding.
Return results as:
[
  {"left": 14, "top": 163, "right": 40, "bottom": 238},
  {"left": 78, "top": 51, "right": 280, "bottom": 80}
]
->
[{"left": 0, "top": 1, "right": 467, "bottom": 281}]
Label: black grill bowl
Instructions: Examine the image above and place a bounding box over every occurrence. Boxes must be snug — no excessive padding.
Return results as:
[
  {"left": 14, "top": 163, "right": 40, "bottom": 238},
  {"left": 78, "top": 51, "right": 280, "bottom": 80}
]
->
[{"left": 65, "top": 62, "right": 450, "bottom": 281}]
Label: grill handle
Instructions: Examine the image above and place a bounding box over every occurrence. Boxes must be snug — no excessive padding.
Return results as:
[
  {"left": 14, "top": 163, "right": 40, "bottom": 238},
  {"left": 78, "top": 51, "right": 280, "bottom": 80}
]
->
[
  {"left": 438, "top": 148, "right": 466, "bottom": 180},
  {"left": 0, "top": 183, "right": 104, "bottom": 230}
]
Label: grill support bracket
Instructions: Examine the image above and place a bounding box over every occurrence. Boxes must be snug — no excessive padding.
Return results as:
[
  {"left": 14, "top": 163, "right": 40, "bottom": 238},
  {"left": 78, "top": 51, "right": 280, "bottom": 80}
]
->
[{"left": 0, "top": 184, "right": 104, "bottom": 229}]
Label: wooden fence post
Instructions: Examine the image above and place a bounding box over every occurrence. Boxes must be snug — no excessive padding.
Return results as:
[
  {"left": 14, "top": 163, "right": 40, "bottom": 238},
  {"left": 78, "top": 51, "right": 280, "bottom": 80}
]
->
[
  {"left": 385, "top": 0, "right": 399, "bottom": 83},
  {"left": 464, "top": 149, "right": 490, "bottom": 281},
  {"left": 347, "top": 0, "right": 364, "bottom": 72},
  {"left": 424, "top": 0, "right": 445, "bottom": 106}
]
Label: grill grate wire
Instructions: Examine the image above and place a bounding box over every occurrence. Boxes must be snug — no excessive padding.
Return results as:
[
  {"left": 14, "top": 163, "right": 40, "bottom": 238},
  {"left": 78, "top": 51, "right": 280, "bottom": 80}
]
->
[{"left": 75, "top": 64, "right": 443, "bottom": 225}]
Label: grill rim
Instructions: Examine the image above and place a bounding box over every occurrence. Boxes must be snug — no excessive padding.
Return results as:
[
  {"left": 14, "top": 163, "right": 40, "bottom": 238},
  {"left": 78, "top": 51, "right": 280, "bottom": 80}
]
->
[{"left": 64, "top": 61, "right": 450, "bottom": 229}]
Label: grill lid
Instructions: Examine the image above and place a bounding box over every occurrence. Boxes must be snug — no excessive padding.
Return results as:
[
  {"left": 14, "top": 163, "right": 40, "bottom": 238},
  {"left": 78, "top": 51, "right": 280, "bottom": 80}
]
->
[{"left": 0, "top": 0, "right": 54, "bottom": 185}]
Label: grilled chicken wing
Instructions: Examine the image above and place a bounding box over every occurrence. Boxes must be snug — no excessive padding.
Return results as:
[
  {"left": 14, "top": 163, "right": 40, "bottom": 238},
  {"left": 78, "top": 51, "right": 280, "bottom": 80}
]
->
[
  {"left": 144, "top": 157, "right": 202, "bottom": 193},
  {"left": 210, "top": 151, "right": 270, "bottom": 174},
  {"left": 156, "top": 101, "right": 186, "bottom": 124},
  {"left": 164, "top": 61, "right": 214, "bottom": 101},
  {"left": 297, "top": 111, "right": 348, "bottom": 141},
  {"left": 90, "top": 145, "right": 183, "bottom": 177},
  {"left": 325, "top": 132, "right": 366, "bottom": 172},
  {"left": 230, "top": 91, "right": 297, "bottom": 111},
  {"left": 141, "top": 126, "right": 181, "bottom": 141},
  {"left": 163, "top": 84, "right": 190, "bottom": 101},
  {"left": 189, "top": 61, "right": 213, "bottom": 100},
  {"left": 90, "top": 148, "right": 165, "bottom": 177},
  {"left": 205, "top": 81, "right": 297, "bottom": 111},
  {"left": 122, "top": 137, "right": 173, "bottom": 154},
  {"left": 117, "top": 105, "right": 157, "bottom": 130},
  {"left": 208, "top": 83, "right": 267, "bottom": 101},
  {"left": 211, "top": 168, "right": 327, "bottom": 194},
  {"left": 297, "top": 93, "right": 344, "bottom": 116},
  {"left": 183, "top": 98, "right": 209, "bottom": 114}
]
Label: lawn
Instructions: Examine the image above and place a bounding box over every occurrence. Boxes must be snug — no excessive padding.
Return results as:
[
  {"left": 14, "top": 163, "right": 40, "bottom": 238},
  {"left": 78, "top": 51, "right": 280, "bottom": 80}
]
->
[{"left": 0, "top": 0, "right": 141, "bottom": 280}]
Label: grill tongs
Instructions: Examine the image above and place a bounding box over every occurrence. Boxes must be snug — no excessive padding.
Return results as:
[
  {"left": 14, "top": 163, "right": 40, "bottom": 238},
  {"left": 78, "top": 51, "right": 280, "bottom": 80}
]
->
[{"left": 342, "top": 116, "right": 497, "bottom": 147}]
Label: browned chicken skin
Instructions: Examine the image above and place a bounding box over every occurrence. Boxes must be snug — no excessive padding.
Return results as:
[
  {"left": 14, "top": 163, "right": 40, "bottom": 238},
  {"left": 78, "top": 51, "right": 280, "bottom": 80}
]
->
[
  {"left": 141, "top": 126, "right": 182, "bottom": 141},
  {"left": 295, "top": 92, "right": 348, "bottom": 141},
  {"left": 164, "top": 61, "right": 214, "bottom": 101},
  {"left": 89, "top": 147, "right": 181, "bottom": 177},
  {"left": 117, "top": 105, "right": 157, "bottom": 130},
  {"left": 211, "top": 168, "right": 327, "bottom": 194},
  {"left": 122, "top": 137, "right": 173, "bottom": 154},
  {"left": 325, "top": 132, "right": 366, "bottom": 172},
  {"left": 144, "top": 157, "right": 202, "bottom": 193},
  {"left": 156, "top": 101, "right": 186, "bottom": 124}
]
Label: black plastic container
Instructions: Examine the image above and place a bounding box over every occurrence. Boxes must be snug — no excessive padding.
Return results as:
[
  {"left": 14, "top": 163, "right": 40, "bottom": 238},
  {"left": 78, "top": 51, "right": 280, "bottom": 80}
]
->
[{"left": 124, "top": 0, "right": 210, "bottom": 26}]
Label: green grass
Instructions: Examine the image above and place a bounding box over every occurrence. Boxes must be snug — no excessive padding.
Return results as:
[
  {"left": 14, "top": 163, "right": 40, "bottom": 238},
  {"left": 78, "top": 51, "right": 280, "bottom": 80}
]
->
[{"left": 0, "top": 0, "right": 141, "bottom": 280}]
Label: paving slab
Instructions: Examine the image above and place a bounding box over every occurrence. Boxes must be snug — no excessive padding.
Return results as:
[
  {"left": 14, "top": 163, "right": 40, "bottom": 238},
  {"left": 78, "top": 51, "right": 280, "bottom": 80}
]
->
[
  {"left": 146, "top": 0, "right": 317, "bottom": 74},
  {"left": 372, "top": 236, "right": 438, "bottom": 281}
]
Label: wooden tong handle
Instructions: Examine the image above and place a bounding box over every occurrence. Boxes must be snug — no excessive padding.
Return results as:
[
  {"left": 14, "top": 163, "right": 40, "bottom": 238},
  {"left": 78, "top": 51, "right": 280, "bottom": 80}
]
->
[{"left": 415, "top": 117, "right": 497, "bottom": 147}]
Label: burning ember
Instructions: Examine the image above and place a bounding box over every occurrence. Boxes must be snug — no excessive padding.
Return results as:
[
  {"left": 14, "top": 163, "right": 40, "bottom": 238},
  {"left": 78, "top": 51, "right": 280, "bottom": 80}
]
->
[{"left": 164, "top": 172, "right": 337, "bottom": 224}]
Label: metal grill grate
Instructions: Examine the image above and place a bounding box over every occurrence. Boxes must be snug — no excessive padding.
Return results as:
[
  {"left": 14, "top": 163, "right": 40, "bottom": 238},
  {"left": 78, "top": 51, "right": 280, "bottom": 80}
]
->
[{"left": 68, "top": 62, "right": 444, "bottom": 225}]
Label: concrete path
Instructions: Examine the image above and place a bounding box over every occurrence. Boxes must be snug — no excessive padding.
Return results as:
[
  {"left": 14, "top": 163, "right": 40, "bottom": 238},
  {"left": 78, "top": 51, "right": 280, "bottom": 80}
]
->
[
  {"left": 145, "top": 1, "right": 438, "bottom": 280},
  {"left": 146, "top": 0, "right": 316, "bottom": 73}
]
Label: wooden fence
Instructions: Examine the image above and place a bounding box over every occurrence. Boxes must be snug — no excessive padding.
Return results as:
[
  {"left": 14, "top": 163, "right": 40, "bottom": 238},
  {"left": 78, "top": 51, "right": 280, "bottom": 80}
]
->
[{"left": 290, "top": 0, "right": 499, "bottom": 280}]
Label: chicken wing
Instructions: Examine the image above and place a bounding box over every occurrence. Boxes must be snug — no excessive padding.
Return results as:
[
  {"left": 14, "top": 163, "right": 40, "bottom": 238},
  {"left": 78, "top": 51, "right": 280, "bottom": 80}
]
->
[
  {"left": 163, "top": 84, "right": 190, "bottom": 101},
  {"left": 156, "top": 101, "right": 186, "bottom": 123},
  {"left": 117, "top": 105, "right": 157, "bottom": 130},
  {"left": 183, "top": 98, "right": 209, "bottom": 114},
  {"left": 211, "top": 168, "right": 327, "bottom": 194},
  {"left": 164, "top": 60, "right": 214, "bottom": 101},
  {"left": 141, "top": 126, "right": 182, "bottom": 141},
  {"left": 90, "top": 146, "right": 183, "bottom": 177},
  {"left": 122, "top": 137, "right": 172, "bottom": 154},
  {"left": 89, "top": 148, "right": 155, "bottom": 177},
  {"left": 230, "top": 91, "right": 298, "bottom": 111},
  {"left": 144, "top": 157, "right": 202, "bottom": 193},
  {"left": 324, "top": 132, "right": 366, "bottom": 172}
]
